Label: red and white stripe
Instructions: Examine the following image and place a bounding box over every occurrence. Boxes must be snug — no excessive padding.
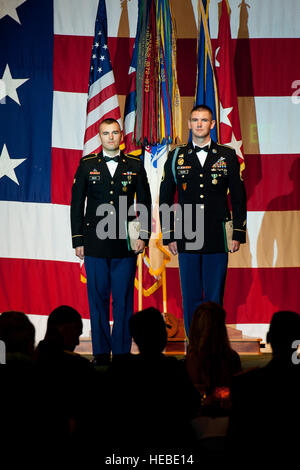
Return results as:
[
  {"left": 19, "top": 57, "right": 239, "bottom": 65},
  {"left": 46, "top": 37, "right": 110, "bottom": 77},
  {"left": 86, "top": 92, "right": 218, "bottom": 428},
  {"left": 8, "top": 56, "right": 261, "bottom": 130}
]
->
[{"left": 83, "top": 71, "right": 122, "bottom": 156}]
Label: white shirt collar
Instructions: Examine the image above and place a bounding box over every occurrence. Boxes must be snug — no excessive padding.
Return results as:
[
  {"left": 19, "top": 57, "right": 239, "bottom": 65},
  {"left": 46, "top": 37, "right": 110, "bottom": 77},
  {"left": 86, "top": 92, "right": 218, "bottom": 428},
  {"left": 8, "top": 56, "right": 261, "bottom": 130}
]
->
[
  {"left": 192, "top": 139, "right": 211, "bottom": 151},
  {"left": 103, "top": 150, "right": 120, "bottom": 160}
]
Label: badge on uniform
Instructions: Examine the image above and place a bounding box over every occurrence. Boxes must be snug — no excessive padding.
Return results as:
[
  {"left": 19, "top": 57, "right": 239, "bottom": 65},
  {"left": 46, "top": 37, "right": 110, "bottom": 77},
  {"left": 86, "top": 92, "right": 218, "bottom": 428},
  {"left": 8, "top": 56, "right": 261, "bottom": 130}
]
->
[
  {"left": 122, "top": 181, "right": 128, "bottom": 192},
  {"left": 212, "top": 156, "right": 227, "bottom": 171},
  {"left": 178, "top": 157, "right": 184, "bottom": 166},
  {"left": 211, "top": 173, "right": 218, "bottom": 185},
  {"left": 122, "top": 172, "right": 136, "bottom": 184},
  {"left": 127, "top": 171, "right": 136, "bottom": 183},
  {"left": 89, "top": 170, "right": 100, "bottom": 182},
  {"left": 182, "top": 183, "right": 187, "bottom": 191}
]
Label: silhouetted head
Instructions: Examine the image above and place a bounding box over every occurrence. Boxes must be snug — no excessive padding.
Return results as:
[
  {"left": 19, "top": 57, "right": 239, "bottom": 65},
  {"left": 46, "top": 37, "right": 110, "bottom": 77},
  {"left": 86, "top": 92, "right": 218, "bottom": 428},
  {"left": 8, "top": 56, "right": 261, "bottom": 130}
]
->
[
  {"left": 129, "top": 307, "right": 167, "bottom": 355},
  {"left": 188, "top": 302, "right": 230, "bottom": 356},
  {"left": 0, "top": 311, "right": 35, "bottom": 358},
  {"left": 266, "top": 310, "right": 300, "bottom": 358},
  {"left": 45, "top": 305, "right": 83, "bottom": 352}
]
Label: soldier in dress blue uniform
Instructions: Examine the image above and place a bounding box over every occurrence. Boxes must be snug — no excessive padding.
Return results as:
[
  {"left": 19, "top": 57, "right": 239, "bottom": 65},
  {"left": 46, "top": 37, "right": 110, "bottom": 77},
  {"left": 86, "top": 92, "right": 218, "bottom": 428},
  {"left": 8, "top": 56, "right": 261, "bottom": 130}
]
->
[
  {"left": 159, "top": 105, "right": 247, "bottom": 336},
  {"left": 71, "top": 118, "right": 152, "bottom": 364}
]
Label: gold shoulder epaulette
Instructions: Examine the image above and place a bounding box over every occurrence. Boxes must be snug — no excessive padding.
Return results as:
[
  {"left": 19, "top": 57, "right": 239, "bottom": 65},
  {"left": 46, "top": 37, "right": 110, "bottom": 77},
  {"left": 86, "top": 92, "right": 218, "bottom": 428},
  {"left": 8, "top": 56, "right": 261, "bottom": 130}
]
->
[
  {"left": 82, "top": 153, "right": 98, "bottom": 162},
  {"left": 171, "top": 143, "right": 187, "bottom": 151},
  {"left": 217, "top": 143, "right": 234, "bottom": 150},
  {"left": 126, "top": 154, "right": 141, "bottom": 161}
]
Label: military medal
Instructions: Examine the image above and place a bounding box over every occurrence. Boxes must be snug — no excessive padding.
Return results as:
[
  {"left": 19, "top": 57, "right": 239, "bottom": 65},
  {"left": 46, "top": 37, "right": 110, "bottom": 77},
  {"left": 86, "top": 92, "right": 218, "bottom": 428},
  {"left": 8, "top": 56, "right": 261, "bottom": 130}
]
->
[
  {"left": 122, "top": 181, "right": 128, "bottom": 192},
  {"left": 178, "top": 157, "right": 184, "bottom": 166},
  {"left": 212, "top": 173, "right": 218, "bottom": 185}
]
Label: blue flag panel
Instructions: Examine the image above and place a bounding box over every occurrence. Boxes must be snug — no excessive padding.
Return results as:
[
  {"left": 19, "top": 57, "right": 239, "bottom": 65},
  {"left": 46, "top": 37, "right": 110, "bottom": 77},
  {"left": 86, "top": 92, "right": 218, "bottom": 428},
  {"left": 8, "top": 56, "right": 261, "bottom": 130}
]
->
[{"left": 0, "top": 0, "right": 53, "bottom": 202}]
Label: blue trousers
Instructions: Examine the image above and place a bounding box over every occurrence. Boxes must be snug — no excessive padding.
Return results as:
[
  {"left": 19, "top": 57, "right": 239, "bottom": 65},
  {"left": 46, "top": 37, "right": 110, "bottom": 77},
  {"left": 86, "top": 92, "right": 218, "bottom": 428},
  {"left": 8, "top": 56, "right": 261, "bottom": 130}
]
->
[
  {"left": 84, "top": 256, "right": 137, "bottom": 355},
  {"left": 178, "top": 252, "right": 228, "bottom": 337}
]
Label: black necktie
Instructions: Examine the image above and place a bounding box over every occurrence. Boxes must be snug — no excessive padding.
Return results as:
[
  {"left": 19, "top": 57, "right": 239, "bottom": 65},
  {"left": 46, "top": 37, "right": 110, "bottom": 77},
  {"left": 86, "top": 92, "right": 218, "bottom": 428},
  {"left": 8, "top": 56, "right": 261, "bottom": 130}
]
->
[
  {"left": 103, "top": 155, "right": 119, "bottom": 163},
  {"left": 194, "top": 145, "right": 209, "bottom": 153}
]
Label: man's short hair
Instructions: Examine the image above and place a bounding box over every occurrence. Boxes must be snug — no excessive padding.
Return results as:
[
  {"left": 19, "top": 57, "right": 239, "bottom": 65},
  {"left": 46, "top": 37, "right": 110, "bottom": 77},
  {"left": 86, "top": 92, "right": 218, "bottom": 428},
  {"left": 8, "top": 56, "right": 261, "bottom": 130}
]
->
[
  {"left": 0, "top": 311, "right": 35, "bottom": 354},
  {"left": 190, "top": 104, "right": 213, "bottom": 120},
  {"left": 99, "top": 118, "right": 121, "bottom": 132},
  {"left": 47, "top": 305, "right": 82, "bottom": 329}
]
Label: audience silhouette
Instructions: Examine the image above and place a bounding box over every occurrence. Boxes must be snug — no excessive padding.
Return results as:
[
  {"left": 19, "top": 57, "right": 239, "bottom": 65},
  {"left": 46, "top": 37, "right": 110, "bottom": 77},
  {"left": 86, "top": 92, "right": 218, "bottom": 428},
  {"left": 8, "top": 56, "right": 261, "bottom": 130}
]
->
[
  {"left": 101, "top": 307, "right": 198, "bottom": 455},
  {"left": 185, "top": 302, "right": 241, "bottom": 454},
  {"left": 186, "top": 302, "right": 241, "bottom": 399},
  {"left": 35, "top": 305, "right": 96, "bottom": 448},
  {"left": 0, "top": 311, "right": 47, "bottom": 460},
  {"left": 1, "top": 304, "right": 299, "bottom": 463},
  {"left": 0, "top": 310, "right": 35, "bottom": 364},
  {"left": 229, "top": 310, "right": 300, "bottom": 460},
  {"left": 36, "top": 305, "right": 86, "bottom": 361}
]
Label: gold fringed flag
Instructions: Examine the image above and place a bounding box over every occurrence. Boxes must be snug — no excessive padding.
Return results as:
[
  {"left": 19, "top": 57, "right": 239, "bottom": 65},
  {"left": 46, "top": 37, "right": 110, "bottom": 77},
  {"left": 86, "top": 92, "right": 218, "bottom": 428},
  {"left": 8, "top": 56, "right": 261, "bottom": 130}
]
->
[{"left": 129, "top": 0, "right": 182, "bottom": 301}]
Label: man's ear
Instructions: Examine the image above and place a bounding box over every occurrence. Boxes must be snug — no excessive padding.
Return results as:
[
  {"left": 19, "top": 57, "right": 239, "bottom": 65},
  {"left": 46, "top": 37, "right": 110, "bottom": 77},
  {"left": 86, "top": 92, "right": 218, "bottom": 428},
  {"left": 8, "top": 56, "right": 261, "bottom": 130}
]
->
[
  {"left": 210, "top": 119, "right": 216, "bottom": 130},
  {"left": 188, "top": 119, "right": 191, "bottom": 130}
]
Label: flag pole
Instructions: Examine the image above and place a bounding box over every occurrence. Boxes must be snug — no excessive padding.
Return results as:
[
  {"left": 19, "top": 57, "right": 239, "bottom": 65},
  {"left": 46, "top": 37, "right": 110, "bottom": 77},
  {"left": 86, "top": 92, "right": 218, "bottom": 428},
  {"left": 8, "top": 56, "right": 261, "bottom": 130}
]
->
[
  {"left": 138, "top": 253, "right": 143, "bottom": 310},
  {"left": 162, "top": 266, "right": 167, "bottom": 314}
]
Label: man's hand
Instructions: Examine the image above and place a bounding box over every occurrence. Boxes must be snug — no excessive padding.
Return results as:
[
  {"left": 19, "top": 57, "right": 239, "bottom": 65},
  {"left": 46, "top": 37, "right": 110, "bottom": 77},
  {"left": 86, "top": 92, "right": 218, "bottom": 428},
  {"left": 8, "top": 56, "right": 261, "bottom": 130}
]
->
[
  {"left": 75, "top": 246, "right": 84, "bottom": 260},
  {"left": 168, "top": 241, "right": 178, "bottom": 256},
  {"left": 230, "top": 240, "right": 240, "bottom": 253},
  {"left": 135, "top": 239, "right": 145, "bottom": 254}
]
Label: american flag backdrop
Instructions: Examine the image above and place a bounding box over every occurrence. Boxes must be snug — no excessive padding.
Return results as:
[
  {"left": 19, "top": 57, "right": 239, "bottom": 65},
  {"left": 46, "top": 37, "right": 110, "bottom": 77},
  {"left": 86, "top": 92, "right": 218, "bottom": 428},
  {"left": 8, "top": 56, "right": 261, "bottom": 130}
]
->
[
  {"left": 83, "top": 0, "right": 122, "bottom": 157},
  {"left": 0, "top": 0, "right": 300, "bottom": 343}
]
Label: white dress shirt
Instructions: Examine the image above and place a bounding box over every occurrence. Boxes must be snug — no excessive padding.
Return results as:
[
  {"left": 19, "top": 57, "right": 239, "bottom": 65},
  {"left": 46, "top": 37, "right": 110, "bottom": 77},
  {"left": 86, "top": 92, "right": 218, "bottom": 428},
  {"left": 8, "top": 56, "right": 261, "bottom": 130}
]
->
[
  {"left": 193, "top": 139, "right": 211, "bottom": 167},
  {"left": 103, "top": 151, "right": 120, "bottom": 177}
]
